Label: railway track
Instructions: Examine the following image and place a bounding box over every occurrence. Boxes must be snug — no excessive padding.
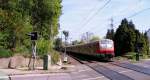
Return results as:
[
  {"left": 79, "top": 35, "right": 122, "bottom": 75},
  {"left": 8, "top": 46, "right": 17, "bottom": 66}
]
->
[
  {"left": 110, "top": 62, "right": 150, "bottom": 76},
  {"left": 67, "top": 52, "right": 150, "bottom": 80},
  {"left": 68, "top": 53, "right": 134, "bottom": 80}
]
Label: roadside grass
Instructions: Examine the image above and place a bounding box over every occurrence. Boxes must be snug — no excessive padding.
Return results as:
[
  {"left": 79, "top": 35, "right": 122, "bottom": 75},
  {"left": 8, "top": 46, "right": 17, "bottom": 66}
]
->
[
  {"left": 50, "top": 50, "right": 60, "bottom": 64},
  {"left": 124, "top": 52, "right": 137, "bottom": 60},
  {"left": 113, "top": 52, "right": 138, "bottom": 62},
  {"left": 114, "top": 52, "right": 150, "bottom": 63},
  {"left": 113, "top": 56, "right": 128, "bottom": 61}
]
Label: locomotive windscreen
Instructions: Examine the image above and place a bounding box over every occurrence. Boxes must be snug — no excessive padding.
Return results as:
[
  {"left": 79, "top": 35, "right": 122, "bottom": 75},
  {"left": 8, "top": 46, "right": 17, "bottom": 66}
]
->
[{"left": 100, "top": 39, "right": 113, "bottom": 49}]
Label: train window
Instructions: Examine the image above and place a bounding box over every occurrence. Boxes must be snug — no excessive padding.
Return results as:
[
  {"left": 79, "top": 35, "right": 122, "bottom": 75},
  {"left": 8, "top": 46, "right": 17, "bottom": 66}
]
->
[
  {"left": 100, "top": 39, "right": 113, "bottom": 44},
  {"left": 100, "top": 40, "right": 109, "bottom": 44}
]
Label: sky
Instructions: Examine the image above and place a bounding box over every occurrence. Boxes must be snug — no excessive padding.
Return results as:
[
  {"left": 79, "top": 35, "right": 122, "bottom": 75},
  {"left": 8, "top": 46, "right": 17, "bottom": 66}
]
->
[{"left": 59, "top": 0, "right": 150, "bottom": 41}]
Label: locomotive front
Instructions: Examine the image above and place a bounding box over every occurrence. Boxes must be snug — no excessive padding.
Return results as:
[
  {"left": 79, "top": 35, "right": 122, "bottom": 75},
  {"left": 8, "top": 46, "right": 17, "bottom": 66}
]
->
[{"left": 96, "top": 39, "right": 114, "bottom": 57}]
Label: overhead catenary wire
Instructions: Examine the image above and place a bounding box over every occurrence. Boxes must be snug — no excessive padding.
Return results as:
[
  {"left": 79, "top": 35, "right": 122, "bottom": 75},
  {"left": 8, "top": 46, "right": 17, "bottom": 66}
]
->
[
  {"left": 75, "top": 0, "right": 150, "bottom": 40},
  {"left": 77, "top": 0, "right": 111, "bottom": 34},
  {"left": 127, "top": 7, "right": 150, "bottom": 18},
  {"left": 112, "top": 7, "right": 150, "bottom": 28},
  {"left": 92, "top": 7, "right": 150, "bottom": 34},
  {"left": 85, "top": 1, "right": 149, "bottom": 37},
  {"left": 76, "top": 0, "right": 104, "bottom": 31},
  {"left": 88, "top": 0, "right": 144, "bottom": 31},
  {"left": 76, "top": 0, "right": 111, "bottom": 40}
]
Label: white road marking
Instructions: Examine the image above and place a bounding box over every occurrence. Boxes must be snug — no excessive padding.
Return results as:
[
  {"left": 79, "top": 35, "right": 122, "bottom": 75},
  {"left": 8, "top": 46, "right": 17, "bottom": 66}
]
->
[
  {"left": 10, "top": 73, "right": 68, "bottom": 78},
  {"left": 143, "top": 65, "right": 150, "bottom": 68},
  {"left": 0, "top": 76, "right": 9, "bottom": 79},
  {"left": 119, "top": 70, "right": 132, "bottom": 73},
  {"left": 72, "top": 69, "right": 91, "bottom": 73},
  {"left": 82, "top": 76, "right": 105, "bottom": 80}
]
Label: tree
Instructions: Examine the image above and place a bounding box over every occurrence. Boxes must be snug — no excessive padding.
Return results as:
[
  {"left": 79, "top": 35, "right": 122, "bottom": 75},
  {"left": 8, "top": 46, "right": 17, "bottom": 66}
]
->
[
  {"left": 90, "top": 36, "right": 100, "bottom": 42},
  {"left": 147, "top": 29, "right": 150, "bottom": 45},
  {"left": 106, "top": 29, "right": 114, "bottom": 40},
  {"left": 142, "top": 32, "right": 149, "bottom": 55},
  {"left": 114, "top": 19, "right": 136, "bottom": 56},
  {"left": 54, "top": 38, "right": 62, "bottom": 50},
  {"left": 114, "top": 18, "right": 149, "bottom": 56},
  {"left": 0, "top": 0, "right": 62, "bottom": 56},
  {"left": 106, "top": 18, "right": 115, "bottom": 40},
  {"left": 31, "top": 0, "right": 62, "bottom": 39},
  {"left": 72, "top": 40, "right": 79, "bottom": 45},
  {"left": 0, "top": 0, "right": 32, "bottom": 52}
]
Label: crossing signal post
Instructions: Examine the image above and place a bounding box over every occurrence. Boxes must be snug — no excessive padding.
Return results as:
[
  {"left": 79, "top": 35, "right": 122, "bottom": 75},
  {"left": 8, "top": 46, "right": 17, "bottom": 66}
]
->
[
  {"left": 27, "top": 32, "right": 38, "bottom": 70},
  {"left": 27, "top": 32, "right": 38, "bottom": 40}
]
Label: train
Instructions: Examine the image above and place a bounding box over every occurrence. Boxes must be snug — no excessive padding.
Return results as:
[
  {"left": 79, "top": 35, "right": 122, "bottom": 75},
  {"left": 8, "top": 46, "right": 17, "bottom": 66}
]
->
[{"left": 65, "top": 39, "right": 115, "bottom": 60}]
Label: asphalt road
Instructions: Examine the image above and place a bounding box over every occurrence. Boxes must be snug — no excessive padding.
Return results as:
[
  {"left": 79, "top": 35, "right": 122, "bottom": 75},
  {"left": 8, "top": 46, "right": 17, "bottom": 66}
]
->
[
  {"left": 4, "top": 53, "right": 150, "bottom": 80},
  {"left": 9, "top": 65, "right": 109, "bottom": 80},
  {"left": 9, "top": 62, "right": 150, "bottom": 80},
  {"left": 98, "top": 62, "right": 150, "bottom": 80}
]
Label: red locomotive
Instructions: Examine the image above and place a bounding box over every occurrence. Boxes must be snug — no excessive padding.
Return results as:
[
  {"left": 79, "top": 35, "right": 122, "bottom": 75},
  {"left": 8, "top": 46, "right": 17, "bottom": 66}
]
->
[{"left": 66, "top": 39, "right": 114, "bottom": 59}]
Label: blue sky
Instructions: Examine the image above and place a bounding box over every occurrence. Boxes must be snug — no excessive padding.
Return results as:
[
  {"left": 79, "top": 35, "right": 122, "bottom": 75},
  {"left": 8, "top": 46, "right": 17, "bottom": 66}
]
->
[{"left": 59, "top": 0, "right": 150, "bottom": 41}]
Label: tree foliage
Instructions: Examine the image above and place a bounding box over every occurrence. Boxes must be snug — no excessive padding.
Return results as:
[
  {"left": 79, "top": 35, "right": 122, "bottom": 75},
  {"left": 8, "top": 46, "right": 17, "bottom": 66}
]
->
[
  {"left": 54, "top": 38, "right": 62, "bottom": 50},
  {"left": 106, "top": 29, "right": 114, "bottom": 40},
  {"left": 0, "top": 0, "right": 62, "bottom": 57},
  {"left": 114, "top": 18, "right": 149, "bottom": 56},
  {"left": 0, "top": 0, "right": 32, "bottom": 52},
  {"left": 31, "top": 0, "right": 62, "bottom": 40},
  {"left": 90, "top": 36, "right": 100, "bottom": 42}
]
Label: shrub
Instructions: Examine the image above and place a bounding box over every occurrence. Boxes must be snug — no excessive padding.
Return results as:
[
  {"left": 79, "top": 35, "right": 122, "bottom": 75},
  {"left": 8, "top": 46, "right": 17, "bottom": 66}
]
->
[
  {"left": 0, "top": 48, "right": 13, "bottom": 58},
  {"left": 125, "top": 52, "right": 137, "bottom": 60},
  {"left": 36, "top": 38, "right": 60, "bottom": 64},
  {"left": 36, "top": 38, "right": 51, "bottom": 57},
  {"left": 50, "top": 50, "right": 60, "bottom": 64}
]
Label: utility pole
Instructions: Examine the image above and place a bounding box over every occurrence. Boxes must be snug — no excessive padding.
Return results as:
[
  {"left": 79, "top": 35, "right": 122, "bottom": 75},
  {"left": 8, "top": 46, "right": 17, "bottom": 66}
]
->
[
  {"left": 110, "top": 18, "right": 114, "bottom": 30},
  {"left": 86, "top": 32, "right": 89, "bottom": 43},
  {"left": 63, "top": 30, "right": 69, "bottom": 62},
  {"left": 85, "top": 32, "right": 93, "bottom": 43},
  {"left": 107, "top": 18, "right": 114, "bottom": 40}
]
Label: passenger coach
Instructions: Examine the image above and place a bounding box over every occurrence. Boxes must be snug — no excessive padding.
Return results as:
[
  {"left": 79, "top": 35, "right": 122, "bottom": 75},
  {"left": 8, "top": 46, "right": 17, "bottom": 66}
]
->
[{"left": 66, "top": 39, "right": 114, "bottom": 59}]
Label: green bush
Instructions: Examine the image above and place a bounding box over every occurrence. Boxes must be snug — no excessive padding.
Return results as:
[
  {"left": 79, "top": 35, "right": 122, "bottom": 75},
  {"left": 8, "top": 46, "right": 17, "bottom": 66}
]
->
[
  {"left": 0, "top": 48, "right": 13, "bottom": 58},
  {"left": 37, "top": 38, "right": 52, "bottom": 57},
  {"left": 28, "top": 38, "right": 61, "bottom": 64},
  {"left": 50, "top": 50, "right": 60, "bottom": 64},
  {"left": 125, "top": 52, "right": 137, "bottom": 60}
]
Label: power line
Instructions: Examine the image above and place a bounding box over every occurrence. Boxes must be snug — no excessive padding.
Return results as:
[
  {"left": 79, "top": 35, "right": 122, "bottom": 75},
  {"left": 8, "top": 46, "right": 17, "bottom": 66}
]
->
[
  {"left": 113, "top": 7, "right": 150, "bottom": 27},
  {"left": 87, "top": 8, "right": 150, "bottom": 36},
  {"left": 127, "top": 7, "right": 150, "bottom": 18},
  {"left": 76, "top": 0, "right": 149, "bottom": 40},
  {"left": 78, "top": 0, "right": 111, "bottom": 34},
  {"left": 109, "top": 0, "right": 144, "bottom": 28},
  {"left": 76, "top": 0, "right": 104, "bottom": 31},
  {"left": 86, "top": 1, "right": 144, "bottom": 35}
]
